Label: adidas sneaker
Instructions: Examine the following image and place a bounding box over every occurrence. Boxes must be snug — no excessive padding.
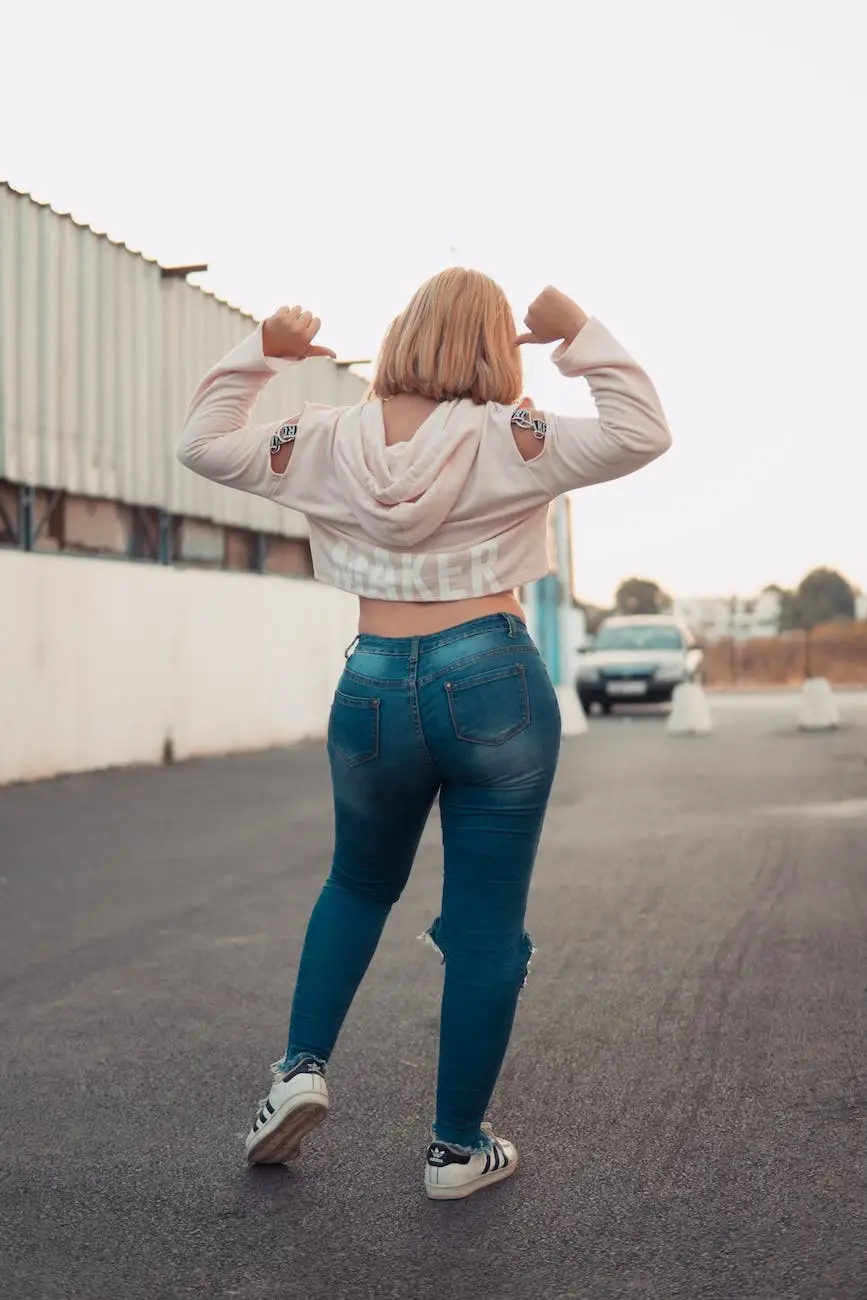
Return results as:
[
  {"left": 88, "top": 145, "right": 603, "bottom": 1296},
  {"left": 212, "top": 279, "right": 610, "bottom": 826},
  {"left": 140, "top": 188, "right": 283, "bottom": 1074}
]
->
[
  {"left": 424, "top": 1123, "right": 518, "bottom": 1200},
  {"left": 245, "top": 1058, "right": 329, "bottom": 1164}
]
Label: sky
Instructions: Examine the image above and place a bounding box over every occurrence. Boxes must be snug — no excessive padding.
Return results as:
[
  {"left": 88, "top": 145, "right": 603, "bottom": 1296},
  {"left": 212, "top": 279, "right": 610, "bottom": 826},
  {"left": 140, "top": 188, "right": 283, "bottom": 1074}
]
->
[{"left": 2, "top": 0, "right": 866, "bottom": 606}]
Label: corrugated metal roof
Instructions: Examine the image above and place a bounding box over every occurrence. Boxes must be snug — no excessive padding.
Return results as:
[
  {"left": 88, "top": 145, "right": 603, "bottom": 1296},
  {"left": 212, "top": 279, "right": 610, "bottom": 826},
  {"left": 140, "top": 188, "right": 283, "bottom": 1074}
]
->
[
  {"left": 0, "top": 180, "right": 257, "bottom": 317},
  {"left": 0, "top": 182, "right": 367, "bottom": 538}
]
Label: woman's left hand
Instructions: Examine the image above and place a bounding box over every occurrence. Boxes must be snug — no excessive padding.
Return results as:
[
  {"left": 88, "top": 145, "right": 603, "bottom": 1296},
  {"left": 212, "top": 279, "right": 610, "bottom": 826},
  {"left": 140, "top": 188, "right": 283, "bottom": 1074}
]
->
[
  {"left": 262, "top": 306, "right": 337, "bottom": 361},
  {"left": 515, "top": 287, "right": 588, "bottom": 348}
]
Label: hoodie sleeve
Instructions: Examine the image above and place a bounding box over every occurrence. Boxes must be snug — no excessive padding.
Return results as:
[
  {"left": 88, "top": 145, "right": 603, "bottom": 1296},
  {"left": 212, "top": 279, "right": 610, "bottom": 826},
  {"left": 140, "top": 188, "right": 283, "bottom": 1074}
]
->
[
  {"left": 524, "top": 318, "right": 672, "bottom": 496},
  {"left": 176, "top": 326, "right": 302, "bottom": 500}
]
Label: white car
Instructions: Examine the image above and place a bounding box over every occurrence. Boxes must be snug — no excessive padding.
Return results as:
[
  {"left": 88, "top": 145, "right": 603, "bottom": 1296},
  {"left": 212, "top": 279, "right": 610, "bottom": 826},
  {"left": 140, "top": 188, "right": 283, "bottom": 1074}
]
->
[{"left": 576, "top": 615, "right": 704, "bottom": 714}]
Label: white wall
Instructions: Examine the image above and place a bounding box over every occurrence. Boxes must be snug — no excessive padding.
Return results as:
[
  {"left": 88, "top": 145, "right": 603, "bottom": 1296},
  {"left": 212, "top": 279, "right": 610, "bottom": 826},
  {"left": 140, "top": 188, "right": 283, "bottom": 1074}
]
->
[
  {"left": 0, "top": 550, "right": 358, "bottom": 784},
  {"left": 674, "top": 592, "right": 782, "bottom": 643}
]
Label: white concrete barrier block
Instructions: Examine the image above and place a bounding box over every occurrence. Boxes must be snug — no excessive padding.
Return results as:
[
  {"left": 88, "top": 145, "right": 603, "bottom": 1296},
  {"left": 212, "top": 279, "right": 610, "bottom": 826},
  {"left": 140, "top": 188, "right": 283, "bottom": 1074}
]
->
[
  {"left": 798, "top": 677, "right": 840, "bottom": 731},
  {"left": 667, "top": 682, "right": 714, "bottom": 737},
  {"left": 556, "top": 685, "right": 589, "bottom": 738}
]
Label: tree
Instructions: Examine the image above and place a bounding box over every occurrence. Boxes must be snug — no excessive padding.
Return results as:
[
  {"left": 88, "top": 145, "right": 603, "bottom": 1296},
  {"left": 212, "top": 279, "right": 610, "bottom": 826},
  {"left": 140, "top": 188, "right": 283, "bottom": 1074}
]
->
[
  {"left": 614, "top": 577, "right": 672, "bottom": 616},
  {"left": 777, "top": 589, "right": 802, "bottom": 632},
  {"left": 578, "top": 602, "right": 614, "bottom": 635},
  {"left": 779, "top": 568, "right": 855, "bottom": 631}
]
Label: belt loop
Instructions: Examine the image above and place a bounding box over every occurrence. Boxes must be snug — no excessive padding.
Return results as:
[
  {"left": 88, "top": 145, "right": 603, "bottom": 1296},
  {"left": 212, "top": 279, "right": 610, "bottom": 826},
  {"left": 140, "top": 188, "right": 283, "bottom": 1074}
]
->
[
  {"left": 505, "top": 614, "right": 517, "bottom": 638},
  {"left": 344, "top": 635, "right": 360, "bottom": 660}
]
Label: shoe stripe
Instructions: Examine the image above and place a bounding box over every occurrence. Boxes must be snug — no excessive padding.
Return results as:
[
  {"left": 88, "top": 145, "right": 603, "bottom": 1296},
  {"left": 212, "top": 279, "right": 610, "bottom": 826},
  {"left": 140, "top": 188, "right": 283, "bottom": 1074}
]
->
[
  {"left": 483, "top": 1151, "right": 491, "bottom": 1174},
  {"left": 265, "top": 1099, "right": 275, "bottom": 1116},
  {"left": 258, "top": 1108, "right": 269, "bottom": 1126},
  {"left": 491, "top": 1144, "right": 500, "bottom": 1172},
  {"left": 500, "top": 1142, "right": 509, "bottom": 1169}
]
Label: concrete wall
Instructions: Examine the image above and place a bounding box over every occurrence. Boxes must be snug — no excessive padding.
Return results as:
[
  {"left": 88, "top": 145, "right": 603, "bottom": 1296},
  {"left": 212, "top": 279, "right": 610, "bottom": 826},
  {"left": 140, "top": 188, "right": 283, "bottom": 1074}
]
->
[{"left": 0, "top": 550, "right": 357, "bottom": 784}]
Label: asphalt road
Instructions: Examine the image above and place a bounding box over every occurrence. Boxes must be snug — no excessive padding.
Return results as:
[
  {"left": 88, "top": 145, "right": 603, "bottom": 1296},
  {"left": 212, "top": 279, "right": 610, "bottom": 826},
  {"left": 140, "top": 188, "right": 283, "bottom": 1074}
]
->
[{"left": 1, "top": 695, "right": 866, "bottom": 1300}]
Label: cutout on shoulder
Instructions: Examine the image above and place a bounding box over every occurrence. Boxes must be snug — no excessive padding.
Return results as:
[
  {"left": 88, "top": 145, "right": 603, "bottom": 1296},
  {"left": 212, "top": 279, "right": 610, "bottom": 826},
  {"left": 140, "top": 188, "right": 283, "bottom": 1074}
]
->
[
  {"left": 269, "top": 419, "right": 300, "bottom": 474},
  {"left": 511, "top": 406, "right": 548, "bottom": 464}
]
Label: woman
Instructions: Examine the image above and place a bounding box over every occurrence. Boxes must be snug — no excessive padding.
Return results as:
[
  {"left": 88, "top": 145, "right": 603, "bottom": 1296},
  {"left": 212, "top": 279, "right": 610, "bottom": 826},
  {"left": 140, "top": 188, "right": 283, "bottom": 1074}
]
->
[{"left": 177, "top": 272, "right": 671, "bottom": 1200}]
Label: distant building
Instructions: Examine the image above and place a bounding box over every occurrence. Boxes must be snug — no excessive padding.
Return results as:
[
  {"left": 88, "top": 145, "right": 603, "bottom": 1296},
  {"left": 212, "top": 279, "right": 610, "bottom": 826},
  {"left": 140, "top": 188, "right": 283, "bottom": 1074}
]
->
[{"left": 674, "top": 588, "right": 782, "bottom": 642}]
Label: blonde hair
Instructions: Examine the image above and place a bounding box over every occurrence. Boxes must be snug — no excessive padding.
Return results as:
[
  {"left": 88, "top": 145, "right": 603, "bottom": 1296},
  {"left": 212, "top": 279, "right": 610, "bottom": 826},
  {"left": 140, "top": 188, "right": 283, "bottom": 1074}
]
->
[{"left": 371, "top": 268, "right": 523, "bottom": 406}]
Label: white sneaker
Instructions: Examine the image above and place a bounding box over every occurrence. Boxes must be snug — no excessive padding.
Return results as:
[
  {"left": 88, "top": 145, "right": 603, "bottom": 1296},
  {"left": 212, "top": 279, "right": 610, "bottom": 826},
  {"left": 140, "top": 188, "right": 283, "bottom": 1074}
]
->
[
  {"left": 245, "top": 1058, "right": 329, "bottom": 1164},
  {"left": 424, "top": 1123, "right": 518, "bottom": 1200}
]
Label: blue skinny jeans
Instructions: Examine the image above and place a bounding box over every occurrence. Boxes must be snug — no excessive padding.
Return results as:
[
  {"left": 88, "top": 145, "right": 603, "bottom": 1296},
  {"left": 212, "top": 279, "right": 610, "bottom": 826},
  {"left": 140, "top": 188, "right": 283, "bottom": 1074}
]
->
[{"left": 282, "top": 614, "right": 561, "bottom": 1149}]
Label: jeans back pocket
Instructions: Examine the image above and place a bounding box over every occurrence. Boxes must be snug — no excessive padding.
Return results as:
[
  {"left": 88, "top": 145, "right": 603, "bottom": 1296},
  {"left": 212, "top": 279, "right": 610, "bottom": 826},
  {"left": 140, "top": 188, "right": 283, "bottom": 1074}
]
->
[
  {"left": 445, "top": 663, "right": 530, "bottom": 746},
  {"left": 329, "top": 691, "right": 380, "bottom": 767}
]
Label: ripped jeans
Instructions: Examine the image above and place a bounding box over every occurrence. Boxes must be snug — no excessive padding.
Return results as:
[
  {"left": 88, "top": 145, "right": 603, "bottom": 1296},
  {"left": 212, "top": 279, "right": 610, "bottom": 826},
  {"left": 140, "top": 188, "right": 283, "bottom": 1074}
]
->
[{"left": 282, "top": 614, "right": 562, "bottom": 1149}]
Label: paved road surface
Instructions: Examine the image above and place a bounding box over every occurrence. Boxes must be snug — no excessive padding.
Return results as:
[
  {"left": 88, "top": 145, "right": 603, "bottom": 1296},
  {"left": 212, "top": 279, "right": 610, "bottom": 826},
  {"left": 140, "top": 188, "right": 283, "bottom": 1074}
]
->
[{"left": 1, "top": 696, "right": 865, "bottom": 1299}]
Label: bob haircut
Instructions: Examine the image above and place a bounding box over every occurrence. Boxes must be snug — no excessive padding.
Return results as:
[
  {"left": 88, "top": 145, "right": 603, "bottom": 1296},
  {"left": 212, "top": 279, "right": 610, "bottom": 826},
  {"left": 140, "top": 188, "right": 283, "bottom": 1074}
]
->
[{"left": 370, "top": 268, "right": 523, "bottom": 406}]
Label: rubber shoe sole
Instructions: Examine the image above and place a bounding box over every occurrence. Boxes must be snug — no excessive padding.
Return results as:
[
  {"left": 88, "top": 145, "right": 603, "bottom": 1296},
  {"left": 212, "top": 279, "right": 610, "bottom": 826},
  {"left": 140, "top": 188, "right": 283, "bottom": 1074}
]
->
[
  {"left": 245, "top": 1092, "right": 329, "bottom": 1164},
  {"left": 425, "top": 1148, "right": 518, "bottom": 1200}
]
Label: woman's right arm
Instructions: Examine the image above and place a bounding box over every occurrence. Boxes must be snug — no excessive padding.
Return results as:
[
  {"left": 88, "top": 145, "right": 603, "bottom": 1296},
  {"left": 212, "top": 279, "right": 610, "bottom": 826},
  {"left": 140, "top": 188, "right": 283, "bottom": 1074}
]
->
[
  {"left": 176, "top": 328, "right": 301, "bottom": 495},
  {"left": 176, "top": 305, "right": 336, "bottom": 495},
  {"left": 513, "top": 288, "right": 672, "bottom": 494}
]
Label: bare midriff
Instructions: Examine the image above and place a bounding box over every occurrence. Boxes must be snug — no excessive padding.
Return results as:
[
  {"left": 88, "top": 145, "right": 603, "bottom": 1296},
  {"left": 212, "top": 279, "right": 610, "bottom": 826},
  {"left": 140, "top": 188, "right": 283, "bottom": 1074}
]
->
[
  {"left": 354, "top": 394, "right": 528, "bottom": 637},
  {"left": 357, "top": 591, "right": 526, "bottom": 638}
]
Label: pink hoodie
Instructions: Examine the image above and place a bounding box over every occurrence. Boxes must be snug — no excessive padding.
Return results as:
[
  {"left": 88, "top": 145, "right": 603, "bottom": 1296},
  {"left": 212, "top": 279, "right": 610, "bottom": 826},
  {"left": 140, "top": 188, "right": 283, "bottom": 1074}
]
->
[{"left": 177, "top": 319, "right": 671, "bottom": 602}]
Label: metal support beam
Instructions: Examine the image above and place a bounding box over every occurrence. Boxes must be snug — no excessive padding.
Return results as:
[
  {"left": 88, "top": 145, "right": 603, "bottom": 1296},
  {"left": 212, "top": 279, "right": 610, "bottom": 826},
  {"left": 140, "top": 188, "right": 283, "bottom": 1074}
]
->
[
  {"left": 131, "top": 507, "right": 158, "bottom": 560},
  {"left": 157, "top": 511, "right": 174, "bottom": 565},
  {"left": 0, "top": 493, "right": 18, "bottom": 544},
  {"left": 7, "top": 486, "right": 64, "bottom": 551},
  {"left": 32, "top": 490, "right": 63, "bottom": 544},
  {"left": 18, "top": 486, "right": 35, "bottom": 550}
]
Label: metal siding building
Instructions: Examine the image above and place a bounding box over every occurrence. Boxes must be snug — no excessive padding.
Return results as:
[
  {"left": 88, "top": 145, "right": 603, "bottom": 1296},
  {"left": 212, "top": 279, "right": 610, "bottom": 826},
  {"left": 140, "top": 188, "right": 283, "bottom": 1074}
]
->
[{"left": 0, "top": 183, "right": 367, "bottom": 539}]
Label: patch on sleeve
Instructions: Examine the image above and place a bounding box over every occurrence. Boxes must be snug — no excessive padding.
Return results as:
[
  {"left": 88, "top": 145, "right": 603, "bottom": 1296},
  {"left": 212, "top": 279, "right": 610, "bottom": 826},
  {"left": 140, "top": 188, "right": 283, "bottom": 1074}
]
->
[
  {"left": 269, "top": 423, "right": 298, "bottom": 454},
  {"left": 511, "top": 408, "right": 547, "bottom": 440}
]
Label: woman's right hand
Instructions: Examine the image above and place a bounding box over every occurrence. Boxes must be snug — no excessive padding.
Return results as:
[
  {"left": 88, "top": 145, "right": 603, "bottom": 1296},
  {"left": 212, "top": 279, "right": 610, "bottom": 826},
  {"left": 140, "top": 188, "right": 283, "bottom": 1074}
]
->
[
  {"left": 515, "top": 287, "right": 589, "bottom": 348},
  {"left": 262, "top": 306, "right": 337, "bottom": 361}
]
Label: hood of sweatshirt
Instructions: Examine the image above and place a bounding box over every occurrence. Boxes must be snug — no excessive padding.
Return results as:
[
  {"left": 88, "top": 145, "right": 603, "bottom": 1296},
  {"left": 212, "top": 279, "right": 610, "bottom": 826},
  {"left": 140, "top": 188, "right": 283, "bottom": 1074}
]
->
[{"left": 330, "top": 398, "right": 493, "bottom": 547}]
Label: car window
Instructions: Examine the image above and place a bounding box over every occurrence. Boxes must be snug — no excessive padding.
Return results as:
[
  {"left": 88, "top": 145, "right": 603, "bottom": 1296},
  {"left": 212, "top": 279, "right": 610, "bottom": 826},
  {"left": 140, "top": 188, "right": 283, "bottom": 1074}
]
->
[{"left": 595, "top": 625, "right": 684, "bottom": 651}]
